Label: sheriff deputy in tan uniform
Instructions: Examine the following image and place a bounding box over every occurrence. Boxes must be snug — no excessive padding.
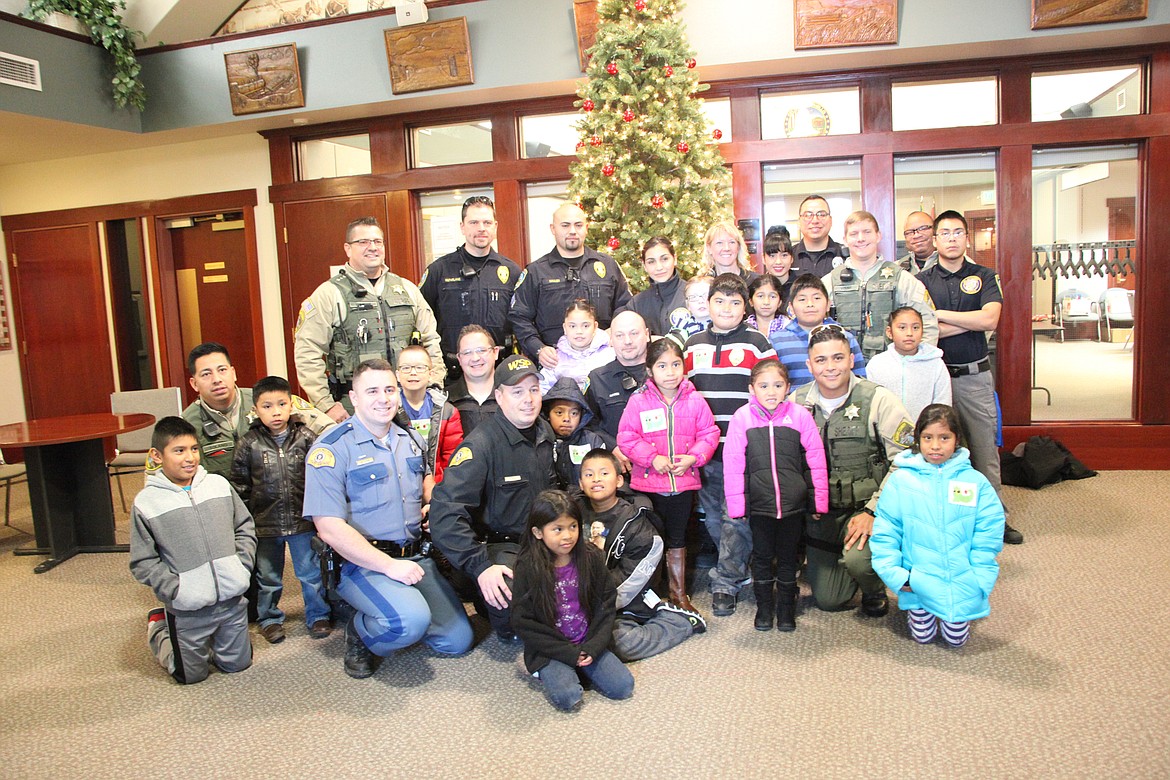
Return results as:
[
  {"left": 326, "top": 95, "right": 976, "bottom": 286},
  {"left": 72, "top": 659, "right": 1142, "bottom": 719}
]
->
[{"left": 294, "top": 216, "right": 444, "bottom": 424}]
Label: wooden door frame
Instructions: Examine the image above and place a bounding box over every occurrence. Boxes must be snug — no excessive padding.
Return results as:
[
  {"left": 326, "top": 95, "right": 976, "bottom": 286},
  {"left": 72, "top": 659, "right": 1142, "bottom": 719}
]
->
[{"left": 2, "top": 189, "right": 262, "bottom": 413}]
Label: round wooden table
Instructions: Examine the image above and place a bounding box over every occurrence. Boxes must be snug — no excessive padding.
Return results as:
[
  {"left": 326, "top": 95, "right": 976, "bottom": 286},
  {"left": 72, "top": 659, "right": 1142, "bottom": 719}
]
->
[{"left": 0, "top": 412, "right": 154, "bottom": 573}]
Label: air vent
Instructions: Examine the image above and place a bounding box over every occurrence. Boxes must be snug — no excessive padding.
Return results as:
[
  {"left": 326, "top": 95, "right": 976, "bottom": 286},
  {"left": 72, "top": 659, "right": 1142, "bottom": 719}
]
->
[{"left": 0, "top": 51, "right": 42, "bottom": 91}]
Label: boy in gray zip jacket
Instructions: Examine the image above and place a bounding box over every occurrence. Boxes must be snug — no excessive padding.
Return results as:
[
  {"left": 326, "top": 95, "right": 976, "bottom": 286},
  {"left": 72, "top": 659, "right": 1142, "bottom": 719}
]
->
[{"left": 130, "top": 416, "right": 257, "bottom": 685}]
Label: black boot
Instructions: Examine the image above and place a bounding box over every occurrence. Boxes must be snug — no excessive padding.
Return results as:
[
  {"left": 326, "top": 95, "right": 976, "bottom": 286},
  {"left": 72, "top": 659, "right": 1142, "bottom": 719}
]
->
[
  {"left": 776, "top": 580, "right": 798, "bottom": 632},
  {"left": 753, "top": 582, "right": 775, "bottom": 631},
  {"left": 344, "top": 615, "right": 381, "bottom": 679}
]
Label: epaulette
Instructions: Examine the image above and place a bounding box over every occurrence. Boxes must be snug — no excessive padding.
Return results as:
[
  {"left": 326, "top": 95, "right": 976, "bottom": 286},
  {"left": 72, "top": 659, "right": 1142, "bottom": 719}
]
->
[{"left": 320, "top": 420, "right": 354, "bottom": 445}]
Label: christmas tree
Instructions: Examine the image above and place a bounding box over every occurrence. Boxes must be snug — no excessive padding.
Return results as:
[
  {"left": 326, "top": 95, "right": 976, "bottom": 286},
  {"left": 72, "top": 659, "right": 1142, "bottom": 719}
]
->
[{"left": 569, "top": 0, "right": 732, "bottom": 291}]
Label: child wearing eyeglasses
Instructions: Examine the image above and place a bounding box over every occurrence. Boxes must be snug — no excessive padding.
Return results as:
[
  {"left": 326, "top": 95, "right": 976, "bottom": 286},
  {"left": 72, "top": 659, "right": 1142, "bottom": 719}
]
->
[
  {"left": 396, "top": 345, "right": 464, "bottom": 485},
  {"left": 770, "top": 273, "right": 866, "bottom": 389}
]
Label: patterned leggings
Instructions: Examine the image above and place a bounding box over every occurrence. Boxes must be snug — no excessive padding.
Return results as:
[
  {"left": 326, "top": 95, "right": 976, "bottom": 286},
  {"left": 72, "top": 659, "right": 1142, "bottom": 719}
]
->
[{"left": 907, "top": 609, "right": 970, "bottom": 647}]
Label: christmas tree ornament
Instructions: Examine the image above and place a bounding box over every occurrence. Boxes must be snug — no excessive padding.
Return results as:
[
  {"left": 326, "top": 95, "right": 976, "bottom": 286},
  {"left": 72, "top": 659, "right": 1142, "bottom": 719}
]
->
[
  {"left": 651, "top": 194, "right": 665, "bottom": 208},
  {"left": 590, "top": 135, "right": 603, "bottom": 146},
  {"left": 686, "top": 58, "right": 697, "bottom": 69},
  {"left": 606, "top": 62, "right": 619, "bottom": 75},
  {"left": 676, "top": 141, "right": 689, "bottom": 153},
  {"left": 607, "top": 237, "right": 621, "bottom": 250},
  {"left": 711, "top": 128, "right": 723, "bottom": 140},
  {"left": 575, "top": 141, "right": 586, "bottom": 152},
  {"left": 635, "top": 0, "right": 646, "bottom": 9},
  {"left": 602, "top": 163, "right": 616, "bottom": 176},
  {"left": 663, "top": 65, "right": 673, "bottom": 77},
  {"left": 583, "top": 99, "right": 595, "bottom": 112},
  {"left": 622, "top": 108, "right": 636, "bottom": 122}
]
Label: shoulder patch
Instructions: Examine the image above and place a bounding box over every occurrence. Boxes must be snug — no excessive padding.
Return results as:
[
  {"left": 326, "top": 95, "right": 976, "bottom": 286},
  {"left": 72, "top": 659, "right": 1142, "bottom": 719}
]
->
[
  {"left": 419, "top": 268, "right": 429, "bottom": 286},
  {"left": 307, "top": 447, "right": 336, "bottom": 469},
  {"left": 515, "top": 268, "right": 528, "bottom": 288},
  {"left": 449, "top": 446, "right": 473, "bottom": 468},
  {"left": 291, "top": 395, "right": 314, "bottom": 410},
  {"left": 294, "top": 299, "right": 313, "bottom": 335},
  {"left": 894, "top": 421, "right": 915, "bottom": 448}
]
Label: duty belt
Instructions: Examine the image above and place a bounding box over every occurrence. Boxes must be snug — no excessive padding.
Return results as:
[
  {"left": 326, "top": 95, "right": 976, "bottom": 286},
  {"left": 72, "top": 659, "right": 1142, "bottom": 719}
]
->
[
  {"left": 947, "top": 357, "right": 991, "bottom": 377},
  {"left": 486, "top": 531, "right": 521, "bottom": 545},
  {"left": 371, "top": 538, "right": 427, "bottom": 558}
]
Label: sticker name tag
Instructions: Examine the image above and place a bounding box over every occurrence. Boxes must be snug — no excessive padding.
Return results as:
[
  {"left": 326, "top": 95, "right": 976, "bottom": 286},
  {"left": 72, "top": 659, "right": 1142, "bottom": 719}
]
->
[
  {"left": 640, "top": 408, "right": 667, "bottom": 433},
  {"left": 948, "top": 480, "right": 977, "bottom": 506},
  {"left": 569, "top": 444, "right": 593, "bottom": 465},
  {"left": 692, "top": 348, "right": 714, "bottom": 370}
]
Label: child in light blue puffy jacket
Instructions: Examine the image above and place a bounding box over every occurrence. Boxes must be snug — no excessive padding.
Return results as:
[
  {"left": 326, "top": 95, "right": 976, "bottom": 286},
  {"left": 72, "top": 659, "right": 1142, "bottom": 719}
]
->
[{"left": 871, "top": 404, "right": 1005, "bottom": 648}]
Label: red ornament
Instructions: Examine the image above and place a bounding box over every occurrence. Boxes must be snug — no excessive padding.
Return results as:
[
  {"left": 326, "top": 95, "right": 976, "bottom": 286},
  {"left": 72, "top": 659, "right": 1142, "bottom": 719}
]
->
[
  {"left": 686, "top": 58, "right": 697, "bottom": 69},
  {"left": 676, "top": 141, "right": 689, "bottom": 153},
  {"left": 622, "top": 109, "right": 636, "bottom": 122},
  {"left": 606, "top": 62, "right": 618, "bottom": 76},
  {"left": 711, "top": 128, "right": 723, "bottom": 140},
  {"left": 634, "top": 0, "right": 646, "bottom": 9},
  {"left": 590, "top": 135, "right": 603, "bottom": 147},
  {"left": 582, "top": 99, "right": 595, "bottom": 112},
  {"left": 602, "top": 163, "right": 616, "bottom": 177},
  {"left": 651, "top": 194, "right": 665, "bottom": 208},
  {"left": 575, "top": 141, "right": 585, "bottom": 152},
  {"left": 664, "top": 65, "right": 674, "bottom": 77},
  {"left": 607, "top": 237, "right": 621, "bottom": 250}
]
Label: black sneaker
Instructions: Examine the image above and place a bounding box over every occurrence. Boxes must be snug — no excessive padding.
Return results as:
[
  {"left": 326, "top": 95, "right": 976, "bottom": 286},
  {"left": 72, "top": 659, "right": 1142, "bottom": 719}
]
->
[
  {"left": 711, "top": 592, "right": 737, "bottom": 617},
  {"left": 496, "top": 628, "right": 523, "bottom": 645},
  {"left": 656, "top": 600, "right": 707, "bottom": 634},
  {"left": 344, "top": 617, "right": 380, "bottom": 679},
  {"left": 861, "top": 592, "right": 889, "bottom": 618},
  {"left": 1004, "top": 523, "right": 1024, "bottom": 545}
]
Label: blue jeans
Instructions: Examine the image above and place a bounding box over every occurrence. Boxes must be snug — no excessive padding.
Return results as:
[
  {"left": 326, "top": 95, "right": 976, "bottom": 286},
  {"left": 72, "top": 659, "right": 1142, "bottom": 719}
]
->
[
  {"left": 337, "top": 556, "right": 473, "bottom": 657},
  {"left": 709, "top": 516, "right": 753, "bottom": 596},
  {"left": 536, "top": 650, "right": 634, "bottom": 711},
  {"left": 698, "top": 461, "right": 728, "bottom": 549},
  {"left": 255, "top": 532, "right": 331, "bottom": 629}
]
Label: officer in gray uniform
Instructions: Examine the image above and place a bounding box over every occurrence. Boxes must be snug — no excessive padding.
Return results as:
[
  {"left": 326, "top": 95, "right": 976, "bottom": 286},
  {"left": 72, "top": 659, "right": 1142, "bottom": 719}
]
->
[
  {"left": 429, "top": 354, "right": 557, "bottom": 643},
  {"left": 791, "top": 326, "right": 915, "bottom": 617},
  {"left": 899, "top": 211, "right": 937, "bottom": 275},
  {"left": 294, "top": 217, "right": 444, "bottom": 424},
  {"left": 303, "top": 359, "right": 472, "bottom": 679}
]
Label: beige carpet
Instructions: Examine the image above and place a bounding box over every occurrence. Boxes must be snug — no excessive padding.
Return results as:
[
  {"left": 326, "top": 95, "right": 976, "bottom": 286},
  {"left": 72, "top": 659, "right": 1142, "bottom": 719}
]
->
[
  {"left": 1032, "top": 336, "right": 1133, "bottom": 421},
  {"left": 1, "top": 471, "right": 1168, "bottom": 779}
]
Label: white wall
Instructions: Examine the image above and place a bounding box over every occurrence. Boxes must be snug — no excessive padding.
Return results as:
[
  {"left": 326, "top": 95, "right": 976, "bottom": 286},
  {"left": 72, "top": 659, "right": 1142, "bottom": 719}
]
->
[{"left": 0, "top": 134, "right": 278, "bottom": 423}]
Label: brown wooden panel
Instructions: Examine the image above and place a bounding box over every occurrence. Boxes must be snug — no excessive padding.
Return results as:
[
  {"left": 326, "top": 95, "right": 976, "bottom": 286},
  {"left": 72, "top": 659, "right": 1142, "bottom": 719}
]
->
[
  {"left": 386, "top": 189, "right": 418, "bottom": 281},
  {"left": 1, "top": 190, "right": 257, "bottom": 231},
  {"left": 996, "top": 145, "right": 1033, "bottom": 427},
  {"left": 861, "top": 74, "right": 892, "bottom": 133},
  {"left": 731, "top": 162, "right": 763, "bottom": 271},
  {"left": 1136, "top": 135, "right": 1170, "bottom": 424},
  {"left": 729, "top": 87, "right": 761, "bottom": 143},
  {"left": 492, "top": 179, "right": 525, "bottom": 264},
  {"left": 370, "top": 116, "right": 407, "bottom": 174},
  {"left": 860, "top": 153, "right": 894, "bottom": 260},
  {"left": 491, "top": 107, "right": 520, "bottom": 162},
  {"left": 280, "top": 195, "right": 389, "bottom": 392},
  {"left": 999, "top": 62, "right": 1031, "bottom": 125},
  {"left": 1003, "top": 424, "right": 1170, "bottom": 470},
  {"left": 8, "top": 225, "right": 115, "bottom": 418}
]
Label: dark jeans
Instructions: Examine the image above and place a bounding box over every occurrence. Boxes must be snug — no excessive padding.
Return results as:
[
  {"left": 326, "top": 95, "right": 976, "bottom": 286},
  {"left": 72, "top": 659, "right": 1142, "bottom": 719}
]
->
[
  {"left": 472, "top": 541, "right": 519, "bottom": 635},
  {"left": 649, "top": 491, "right": 696, "bottom": 549},
  {"left": 536, "top": 650, "right": 634, "bottom": 711},
  {"left": 749, "top": 513, "right": 805, "bottom": 584}
]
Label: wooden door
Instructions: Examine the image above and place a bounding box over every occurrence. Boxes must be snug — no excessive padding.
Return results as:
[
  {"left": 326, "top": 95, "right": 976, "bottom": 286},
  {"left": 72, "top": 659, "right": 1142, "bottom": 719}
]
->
[
  {"left": 964, "top": 209, "right": 998, "bottom": 270},
  {"left": 8, "top": 225, "right": 115, "bottom": 418},
  {"left": 278, "top": 195, "right": 389, "bottom": 391},
  {"left": 1107, "top": 197, "right": 1136, "bottom": 292},
  {"left": 164, "top": 216, "right": 258, "bottom": 400}
]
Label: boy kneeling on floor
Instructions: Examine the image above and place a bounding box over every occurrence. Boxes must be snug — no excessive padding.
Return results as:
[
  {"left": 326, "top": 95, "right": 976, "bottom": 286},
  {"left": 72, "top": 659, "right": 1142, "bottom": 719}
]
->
[
  {"left": 578, "top": 449, "right": 706, "bottom": 660},
  {"left": 130, "top": 416, "right": 256, "bottom": 684}
]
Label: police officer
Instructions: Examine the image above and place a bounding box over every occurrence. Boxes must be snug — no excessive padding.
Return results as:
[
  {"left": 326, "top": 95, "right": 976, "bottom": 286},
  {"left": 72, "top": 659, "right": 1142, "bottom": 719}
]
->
[
  {"left": 303, "top": 359, "right": 473, "bottom": 679},
  {"left": 822, "top": 211, "right": 939, "bottom": 360},
  {"left": 181, "top": 341, "right": 329, "bottom": 478},
  {"left": 294, "top": 217, "right": 444, "bottom": 424},
  {"left": 899, "top": 211, "right": 937, "bottom": 274},
  {"left": 418, "top": 196, "right": 520, "bottom": 375},
  {"left": 917, "top": 210, "right": 1022, "bottom": 545},
  {"left": 509, "top": 203, "right": 632, "bottom": 369},
  {"left": 445, "top": 325, "right": 501, "bottom": 438},
  {"left": 584, "top": 310, "right": 649, "bottom": 471},
  {"left": 428, "top": 354, "right": 556, "bottom": 643},
  {"left": 791, "top": 326, "right": 915, "bottom": 617},
  {"left": 792, "top": 195, "right": 848, "bottom": 278}
]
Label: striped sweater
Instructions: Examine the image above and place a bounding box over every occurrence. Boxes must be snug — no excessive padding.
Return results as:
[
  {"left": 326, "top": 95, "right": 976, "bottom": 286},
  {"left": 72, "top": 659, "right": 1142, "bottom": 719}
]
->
[{"left": 683, "top": 322, "right": 776, "bottom": 460}]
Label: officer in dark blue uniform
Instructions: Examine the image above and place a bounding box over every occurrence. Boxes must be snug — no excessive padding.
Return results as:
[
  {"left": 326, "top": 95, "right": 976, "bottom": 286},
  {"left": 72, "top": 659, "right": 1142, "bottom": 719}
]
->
[
  {"left": 583, "top": 311, "right": 650, "bottom": 469},
  {"left": 428, "top": 355, "right": 557, "bottom": 643},
  {"left": 419, "top": 196, "right": 520, "bottom": 376},
  {"left": 303, "top": 359, "right": 472, "bottom": 678},
  {"left": 509, "top": 203, "right": 632, "bottom": 369}
]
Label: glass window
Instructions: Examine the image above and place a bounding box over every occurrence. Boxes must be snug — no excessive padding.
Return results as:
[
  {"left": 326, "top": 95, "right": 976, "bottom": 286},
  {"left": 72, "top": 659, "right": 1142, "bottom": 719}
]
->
[
  {"left": 761, "top": 88, "right": 860, "bottom": 139},
  {"left": 418, "top": 186, "right": 496, "bottom": 267},
  {"left": 893, "top": 152, "right": 997, "bottom": 266},
  {"left": 1031, "top": 65, "right": 1142, "bottom": 122},
  {"left": 520, "top": 113, "right": 579, "bottom": 158},
  {"left": 411, "top": 120, "right": 493, "bottom": 168},
  {"left": 761, "top": 159, "right": 862, "bottom": 242},
  {"left": 525, "top": 180, "right": 570, "bottom": 262},
  {"left": 296, "top": 134, "right": 371, "bottom": 181},
  {"left": 892, "top": 77, "right": 998, "bottom": 131},
  {"left": 701, "top": 97, "right": 732, "bottom": 143},
  {"left": 1031, "top": 144, "right": 1138, "bottom": 421}
]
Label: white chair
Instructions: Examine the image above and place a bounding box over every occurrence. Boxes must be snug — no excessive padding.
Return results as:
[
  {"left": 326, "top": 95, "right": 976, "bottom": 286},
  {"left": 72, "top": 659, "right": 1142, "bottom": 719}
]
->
[
  {"left": 0, "top": 449, "right": 28, "bottom": 530},
  {"left": 109, "top": 388, "right": 184, "bottom": 511},
  {"left": 1095, "top": 288, "right": 1135, "bottom": 346}
]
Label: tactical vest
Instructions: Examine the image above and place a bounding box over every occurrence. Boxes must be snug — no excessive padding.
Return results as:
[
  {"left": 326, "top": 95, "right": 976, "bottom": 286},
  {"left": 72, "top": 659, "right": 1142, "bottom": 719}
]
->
[
  {"left": 796, "top": 381, "right": 888, "bottom": 510},
  {"left": 327, "top": 271, "right": 417, "bottom": 382},
  {"left": 831, "top": 261, "right": 899, "bottom": 359}
]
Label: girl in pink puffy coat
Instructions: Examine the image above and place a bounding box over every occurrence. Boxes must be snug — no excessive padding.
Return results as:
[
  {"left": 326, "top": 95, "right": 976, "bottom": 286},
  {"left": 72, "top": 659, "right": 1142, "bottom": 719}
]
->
[{"left": 616, "top": 338, "right": 720, "bottom": 613}]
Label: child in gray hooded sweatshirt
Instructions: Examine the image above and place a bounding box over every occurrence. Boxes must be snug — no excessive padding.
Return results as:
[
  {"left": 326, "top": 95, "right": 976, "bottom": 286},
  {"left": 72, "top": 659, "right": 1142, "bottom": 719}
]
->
[{"left": 865, "top": 307, "right": 952, "bottom": 421}]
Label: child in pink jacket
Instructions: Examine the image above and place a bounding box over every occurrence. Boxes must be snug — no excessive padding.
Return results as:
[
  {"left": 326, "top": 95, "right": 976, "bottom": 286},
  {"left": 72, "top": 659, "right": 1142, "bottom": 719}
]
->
[
  {"left": 617, "top": 338, "right": 720, "bottom": 614},
  {"left": 723, "top": 358, "right": 828, "bottom": 632}
]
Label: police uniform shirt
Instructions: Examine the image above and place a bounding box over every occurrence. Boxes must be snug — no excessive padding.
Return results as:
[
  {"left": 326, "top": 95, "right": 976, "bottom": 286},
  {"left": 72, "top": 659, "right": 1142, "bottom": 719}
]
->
[
  {"left": 293, "top": 264, "right": 445, "bottom": 412},
  {"left": 792, "top": 238, "right": 847, "bottom": 279},
  {"left": 822, "top": 258, "right": 941, "bottom": 347},
  {"left": 509, "top": 247, "right": 633, "bottom": 360},
  {"left": 445, "top": 377, "right": 499, "bottom": 438},
  {"left": 418, "top": 246, "right": 520, "bottom": 360},
  {"left": 629, "top": 272, "right": 688, "bottom": 336},
  {"left": 302, "top": 417, "right": 426, "bottom": 543},
  {"left": 585, "top": 359, "right": 648, "bottom": 442},
  {"left": 181, "top": 388, "right": 253, "bottom": 479},
  {"left": 917, "top": 258, "right": 1003, "bottom": 365}
]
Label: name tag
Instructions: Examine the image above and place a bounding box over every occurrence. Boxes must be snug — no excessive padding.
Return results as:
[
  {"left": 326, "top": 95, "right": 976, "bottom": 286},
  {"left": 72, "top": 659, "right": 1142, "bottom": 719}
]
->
[
  {"left": 692, "top": 348, "right": 714, "bottom": 370},
  {"left": 355, "top": 456, "right": 375, "bottom": 466},
  {"left": 640, "top": 408, "right": 667, "bottom": 433},
  {"left": 948, "top": 480, "right": 977, "bottom": 506},
  {"left": 569, "top": 444, "right": 593, "bottom": 465},
  {"left": 504, "top": 475, "right": 523, "bottom": 483}
]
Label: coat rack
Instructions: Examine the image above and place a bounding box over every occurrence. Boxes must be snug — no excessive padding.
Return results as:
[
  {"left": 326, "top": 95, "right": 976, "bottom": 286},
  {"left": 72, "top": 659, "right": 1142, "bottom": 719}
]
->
[{"left": 1031, "top": 240, "right": 1137, "bottom": 280}]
